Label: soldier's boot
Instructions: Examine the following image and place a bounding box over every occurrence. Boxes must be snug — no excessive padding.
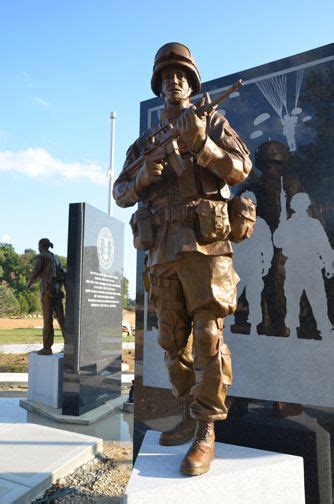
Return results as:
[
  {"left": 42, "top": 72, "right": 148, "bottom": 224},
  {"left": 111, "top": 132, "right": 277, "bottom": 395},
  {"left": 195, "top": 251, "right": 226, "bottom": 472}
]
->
[
  {"left": 38, "top": 328, "right": 53, "bottom": 355},
  {"left": 37, "top": 347, "right": 53, "bottom": 355},
  {"left": 180, "top": 421, "right": 215, "bottom": 476},
  {"left": 159, "top": 399, "right": 196, "bottom": 446}
]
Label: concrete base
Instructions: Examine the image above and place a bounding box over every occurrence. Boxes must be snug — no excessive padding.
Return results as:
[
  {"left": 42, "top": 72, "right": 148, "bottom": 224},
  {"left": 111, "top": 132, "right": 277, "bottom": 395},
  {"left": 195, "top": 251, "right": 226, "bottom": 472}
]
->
[
  {"left": 28, "top": 352, "right": 64, "bottom": 408},
  {"left": 20, "top": 393, "right": 124, "bottom": 425},
  {"left": 0, "top": 422, "right": 102, "bottom": 504},
  {"left": 122, "top": 401, "right": 134, "bottom": 413},
  {"left": 124, "top": 430, "right": 305, "bottom": 504},
  {"left": 0, "top": 373, "right": 28, "bottom": 387}
]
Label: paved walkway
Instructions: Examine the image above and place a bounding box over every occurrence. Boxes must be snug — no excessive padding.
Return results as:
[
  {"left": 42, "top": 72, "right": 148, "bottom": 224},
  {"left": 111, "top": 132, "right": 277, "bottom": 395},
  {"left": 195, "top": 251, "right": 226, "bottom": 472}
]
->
[
  {"left": 0, "top": 343, "right": 64, "bottom": 354},
  {"left": 0, "top": 342, "right": 135, "bottom": 354},
  {"left": 0, "top": 423, "right": 102, "bottom": 503}
]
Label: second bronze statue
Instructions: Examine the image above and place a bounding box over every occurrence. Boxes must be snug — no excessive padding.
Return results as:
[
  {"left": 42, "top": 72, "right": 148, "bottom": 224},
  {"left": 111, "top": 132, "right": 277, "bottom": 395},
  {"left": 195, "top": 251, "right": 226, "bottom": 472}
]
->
[
  {"left": 113, "top": 42, "right": 253, "bottom": 476},
  {"left": 27, "top": 238, "right": 66, "bottom": 355}
]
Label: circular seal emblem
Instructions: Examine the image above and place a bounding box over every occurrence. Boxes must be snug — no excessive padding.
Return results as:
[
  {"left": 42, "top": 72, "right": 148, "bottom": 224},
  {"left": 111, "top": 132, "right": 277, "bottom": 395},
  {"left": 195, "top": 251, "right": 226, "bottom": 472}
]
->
[{"left": 97, "top": 227, "right": 114, "bottom": 269}]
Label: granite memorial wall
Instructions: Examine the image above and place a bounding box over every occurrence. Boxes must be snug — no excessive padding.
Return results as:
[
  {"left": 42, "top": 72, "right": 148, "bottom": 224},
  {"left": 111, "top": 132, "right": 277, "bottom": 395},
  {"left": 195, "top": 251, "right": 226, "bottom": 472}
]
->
[
  {"left": 63, "top": 203, "right": 123, "bottom": 415},
  {"left": 134, "top": 43, "right": 334, "bottom": 504}
]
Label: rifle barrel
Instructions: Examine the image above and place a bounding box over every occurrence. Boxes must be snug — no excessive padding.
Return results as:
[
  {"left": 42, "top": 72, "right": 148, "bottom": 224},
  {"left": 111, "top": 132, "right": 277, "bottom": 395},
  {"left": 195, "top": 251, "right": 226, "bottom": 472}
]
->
[
  {"left": 124, "top": 79, "right": 244, "bottom": 179},
  {"left": 201, "top": 79, "right": 244, "bottom": 115}
]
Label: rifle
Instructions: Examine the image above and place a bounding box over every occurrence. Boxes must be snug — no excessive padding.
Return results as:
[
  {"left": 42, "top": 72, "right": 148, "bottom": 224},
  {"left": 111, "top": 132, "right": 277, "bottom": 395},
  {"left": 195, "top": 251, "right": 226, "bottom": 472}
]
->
[
  {"left": 279, "top": 176, "right": 288, "bottom": 223},
  {"left": 124, "top": 79, "right": 244, "bottom": 179}
]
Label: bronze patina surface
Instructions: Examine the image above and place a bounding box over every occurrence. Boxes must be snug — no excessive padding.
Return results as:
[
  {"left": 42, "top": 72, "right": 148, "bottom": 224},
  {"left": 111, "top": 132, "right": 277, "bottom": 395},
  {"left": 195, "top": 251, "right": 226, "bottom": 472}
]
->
[
  {"left": 27, "top": 238, "right": 66, "bottom": 355},
  {"left": 113, "top": 42, "right": 252, "bottom": 475}
]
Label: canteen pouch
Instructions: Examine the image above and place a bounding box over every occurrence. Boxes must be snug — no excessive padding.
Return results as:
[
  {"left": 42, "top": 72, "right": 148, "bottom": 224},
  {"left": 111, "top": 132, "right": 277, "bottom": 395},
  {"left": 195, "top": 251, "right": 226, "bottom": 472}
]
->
[
  {"left": 195, "top": 200, "right": 231, "bottom": 244},
  {"left": 129, "top": 207, "right": 154, "bottom": 250},
  {"left": 228, "top": 196, "right": 256, "bottom": 243}
]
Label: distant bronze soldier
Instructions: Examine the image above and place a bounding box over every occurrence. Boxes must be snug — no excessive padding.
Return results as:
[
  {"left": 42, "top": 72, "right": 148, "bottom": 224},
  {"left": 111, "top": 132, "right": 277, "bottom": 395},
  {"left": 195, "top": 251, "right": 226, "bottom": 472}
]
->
[
  {"left": 27, "top": 238, "right": 66, "bottom": 355},
  {"left": 113, "top": 43, "right": 252, "bottom": 475}
]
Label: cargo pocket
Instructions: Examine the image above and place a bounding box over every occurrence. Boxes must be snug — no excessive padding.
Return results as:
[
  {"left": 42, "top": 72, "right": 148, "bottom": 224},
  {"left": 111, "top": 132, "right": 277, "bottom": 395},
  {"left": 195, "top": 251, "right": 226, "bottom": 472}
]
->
[
  {"left": 220, "top": 343, "right": 232, "bottom": 385},
  {"left": 129, "top": 207, "right": 154, "bottom": 250}
]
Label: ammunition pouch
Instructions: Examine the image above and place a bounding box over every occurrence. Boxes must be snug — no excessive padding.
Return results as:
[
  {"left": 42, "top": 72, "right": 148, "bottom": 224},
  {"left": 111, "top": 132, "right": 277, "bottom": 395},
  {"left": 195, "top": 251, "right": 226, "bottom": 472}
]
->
[
  {"left": 228, "top": 196, "right": 256, "bottom": 243},
  {"left": 194, "top": 200, "right": 231, "bottom": 244},
  {"left": 129, "top": 207, "right": 154, "bottom": 250}
]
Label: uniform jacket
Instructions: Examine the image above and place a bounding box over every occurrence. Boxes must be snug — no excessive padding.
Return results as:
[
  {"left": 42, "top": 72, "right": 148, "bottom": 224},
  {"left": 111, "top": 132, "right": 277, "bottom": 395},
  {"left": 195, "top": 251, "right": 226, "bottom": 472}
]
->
[
  {"left": 113, "top": 110, "right": 252, "bottom": 267},
  {"left": 29, "top": 252, "right": 65, "bottom": 294}
]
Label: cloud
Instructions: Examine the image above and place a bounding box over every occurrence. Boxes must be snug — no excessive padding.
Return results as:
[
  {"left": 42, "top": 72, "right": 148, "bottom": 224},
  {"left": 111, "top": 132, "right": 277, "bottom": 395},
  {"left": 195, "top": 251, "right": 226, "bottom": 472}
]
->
[
  {"left": 1, "top": 234, "right": 13, "bottom": 244},
  {"left": 34, "top": 96, "right": 51, "bottom": 108},
  {"left": 0, "top": 148, "right": 106, "bottom": 185}
]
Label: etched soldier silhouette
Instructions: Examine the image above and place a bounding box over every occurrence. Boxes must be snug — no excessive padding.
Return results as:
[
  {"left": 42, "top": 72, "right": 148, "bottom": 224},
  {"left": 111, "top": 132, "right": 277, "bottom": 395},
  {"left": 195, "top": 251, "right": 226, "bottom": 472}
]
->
[
  {"left": 27, "top": 238, "right": 66, "bottom": 355},
  {"left": 273, "top": 191, "right": 334, "bottom": 340},
  {"left": 226, "top": 191, "right": 273, "bottom": 334},
  {"left": 249, "top": 141, "right": 304, "bottom": 337}
]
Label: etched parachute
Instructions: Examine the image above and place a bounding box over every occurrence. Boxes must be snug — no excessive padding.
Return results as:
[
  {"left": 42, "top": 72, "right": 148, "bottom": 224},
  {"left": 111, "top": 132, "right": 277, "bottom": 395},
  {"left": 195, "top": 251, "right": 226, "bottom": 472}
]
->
[{"left": 254, "top": 69, "right": 310, "bottom": 151}]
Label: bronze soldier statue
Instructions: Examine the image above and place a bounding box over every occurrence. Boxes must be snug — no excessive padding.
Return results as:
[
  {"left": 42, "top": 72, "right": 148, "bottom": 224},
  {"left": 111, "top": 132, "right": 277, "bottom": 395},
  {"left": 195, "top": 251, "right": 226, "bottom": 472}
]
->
[
  {"left": 113, "top": 43, "right": 253, "bottom": 475},
  {"left": 27, "top": 238, "right": 66, "bottom": 355}
]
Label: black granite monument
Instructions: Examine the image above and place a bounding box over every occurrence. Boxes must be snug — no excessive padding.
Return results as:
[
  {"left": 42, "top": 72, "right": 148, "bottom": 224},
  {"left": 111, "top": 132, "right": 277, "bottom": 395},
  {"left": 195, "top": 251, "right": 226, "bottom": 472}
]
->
[
  {"left": 63, "top": 203, "right": 123, "bottom": 416},
  {"left": 134, "top": 43, "right": 334, "bottom": 504}
]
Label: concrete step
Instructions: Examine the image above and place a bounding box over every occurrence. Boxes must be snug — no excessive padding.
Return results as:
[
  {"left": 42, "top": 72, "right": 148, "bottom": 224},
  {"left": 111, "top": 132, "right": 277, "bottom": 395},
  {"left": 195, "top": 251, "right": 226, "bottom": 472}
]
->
[
  {"left": 124, "top": 430, "right": 305, "bottom": 504},
  {"left": 0, "top": 422, "right": 102, "bottom": 503}
]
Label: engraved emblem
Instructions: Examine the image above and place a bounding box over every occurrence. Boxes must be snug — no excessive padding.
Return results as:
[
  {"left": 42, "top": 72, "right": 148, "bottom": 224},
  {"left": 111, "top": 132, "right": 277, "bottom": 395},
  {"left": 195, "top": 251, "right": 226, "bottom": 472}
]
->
[{"left": 97, "top": 227, "right": 114, "bottom": 269}]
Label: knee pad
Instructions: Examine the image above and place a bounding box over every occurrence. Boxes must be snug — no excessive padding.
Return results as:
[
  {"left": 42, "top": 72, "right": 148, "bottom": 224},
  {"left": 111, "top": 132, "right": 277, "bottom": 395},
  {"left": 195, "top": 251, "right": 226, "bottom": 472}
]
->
[
  {"left": 157, "top": 315, "right": 192, "bottom": 355},
  {"left": 193, "top": 312, "right": 221, "bottom": 358}
]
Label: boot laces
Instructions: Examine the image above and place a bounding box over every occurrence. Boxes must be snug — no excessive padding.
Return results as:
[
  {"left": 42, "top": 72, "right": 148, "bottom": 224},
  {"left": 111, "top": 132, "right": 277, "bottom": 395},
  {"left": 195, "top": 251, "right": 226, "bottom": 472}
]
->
[{"left": 196, "top": 422, "right": 213, "bottom": 443}]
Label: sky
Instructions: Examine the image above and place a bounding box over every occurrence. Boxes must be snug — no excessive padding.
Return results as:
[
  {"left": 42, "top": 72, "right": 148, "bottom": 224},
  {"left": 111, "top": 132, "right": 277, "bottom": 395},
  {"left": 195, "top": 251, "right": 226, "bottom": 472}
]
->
[{"left": 0, "top": 0, "right": 333, "bottom": 299}]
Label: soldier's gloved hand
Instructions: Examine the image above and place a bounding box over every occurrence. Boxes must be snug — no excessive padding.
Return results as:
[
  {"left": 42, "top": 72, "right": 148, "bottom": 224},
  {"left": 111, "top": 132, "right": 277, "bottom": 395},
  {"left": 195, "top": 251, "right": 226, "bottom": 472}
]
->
[
  {"left": 135, "top": 156, "right": 165, "bottom": 192},
  {"left": 177, "top": 107, "right": 206, "bottom": 154}
]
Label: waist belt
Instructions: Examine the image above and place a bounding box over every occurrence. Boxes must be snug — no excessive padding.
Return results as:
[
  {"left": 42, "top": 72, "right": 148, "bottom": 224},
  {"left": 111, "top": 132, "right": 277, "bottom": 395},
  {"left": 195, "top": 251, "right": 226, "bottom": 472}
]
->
[
  {"left": 152, "top": 204, "right": 197, "bottom": 226},
  {"left": 150, "top": 274, "right": 180, "bottom": 288}
]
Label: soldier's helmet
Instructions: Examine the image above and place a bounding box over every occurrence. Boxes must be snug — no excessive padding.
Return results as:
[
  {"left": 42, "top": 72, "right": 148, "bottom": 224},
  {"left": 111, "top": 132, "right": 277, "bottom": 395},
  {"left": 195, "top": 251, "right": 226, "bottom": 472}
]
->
[
  {"left": 255, "top": 141, "right": 290, "bottom": 169},
  {"left": 151, "top": 42, "right": 201, "bottom": 97},
  {"left": 290, "top": 193, "right": 311, "bottom": 213}
]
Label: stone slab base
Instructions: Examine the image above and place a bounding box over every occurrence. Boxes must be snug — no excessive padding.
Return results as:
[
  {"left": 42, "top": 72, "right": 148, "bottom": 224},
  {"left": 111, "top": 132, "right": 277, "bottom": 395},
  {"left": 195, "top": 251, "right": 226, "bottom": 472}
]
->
[
  {"left": 28, "top": 352, "right": 64, "bottom": 408},
  {"left": 0, "top": 422, "right": 102, "bottom": 504},
  {"left": 124, "top": 430, "right": 305, "bottom": 504},
  {"left": 20, "top": 394, "right": 124, "bottom": 425}
]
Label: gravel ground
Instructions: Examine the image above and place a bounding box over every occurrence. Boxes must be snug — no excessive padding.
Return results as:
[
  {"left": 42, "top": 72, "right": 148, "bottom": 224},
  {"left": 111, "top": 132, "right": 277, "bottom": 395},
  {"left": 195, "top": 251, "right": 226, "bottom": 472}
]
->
[{"left": 32, "top": 441, "right": 132, "bottom": 503}]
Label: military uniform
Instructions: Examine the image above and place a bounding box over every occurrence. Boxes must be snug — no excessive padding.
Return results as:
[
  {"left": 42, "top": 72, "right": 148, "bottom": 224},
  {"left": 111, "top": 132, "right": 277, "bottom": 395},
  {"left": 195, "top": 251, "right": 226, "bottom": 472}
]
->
[
  {"left": 29, "top": 250, "right": 65, "bottom": 352},
  {"left": 113, "top": 109, "right": 252, "bottom": 422},
  {"left": 114, "top": 42, "right": 252, "bottom": 476}
]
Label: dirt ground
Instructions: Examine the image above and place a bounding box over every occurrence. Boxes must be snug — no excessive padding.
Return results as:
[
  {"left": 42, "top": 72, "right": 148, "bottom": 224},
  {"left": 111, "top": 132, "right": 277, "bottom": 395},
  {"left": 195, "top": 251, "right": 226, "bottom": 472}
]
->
[
  {"left": 122, "top": 349, "right": 135, "bottom": 373},
  {"left": 0, "top": 317, "right": 59, "bottom": 329},
  {"left": 0, "top": 309, "right": 135, "bottom": 331},
  {"left": 122, "top": 309, "right": 135, "bottom": 331},
  {"left": 0, "top": 350, "right": 134, "bottom": 373},
  {"left": 33, "top": 441, "right": 133, "bottom": 502}
]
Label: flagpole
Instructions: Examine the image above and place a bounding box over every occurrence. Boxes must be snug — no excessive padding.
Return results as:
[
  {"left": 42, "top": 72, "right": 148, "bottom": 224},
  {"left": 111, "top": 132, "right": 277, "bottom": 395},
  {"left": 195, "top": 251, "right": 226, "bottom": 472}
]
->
[{"left": 108, "top": 111, "right": 116, "bottom": 216}]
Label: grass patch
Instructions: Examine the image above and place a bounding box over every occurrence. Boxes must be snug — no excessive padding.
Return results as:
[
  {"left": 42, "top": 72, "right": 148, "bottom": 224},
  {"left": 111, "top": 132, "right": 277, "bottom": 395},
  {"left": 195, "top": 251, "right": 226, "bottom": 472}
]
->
[
  {"left": 0, "top": 353, "right": 28, "bottom": 373},
  {"left": 122, "top": 334, "right": 135, "bottom": 343},
  {"left": 0, "top": 328, "right": 63, "bottom": 345}
]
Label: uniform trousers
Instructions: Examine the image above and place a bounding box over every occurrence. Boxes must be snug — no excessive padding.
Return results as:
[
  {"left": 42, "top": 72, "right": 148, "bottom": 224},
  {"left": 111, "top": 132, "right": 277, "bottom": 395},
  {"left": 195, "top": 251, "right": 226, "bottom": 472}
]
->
[
  {"left": 149, "top": 251, "right": 238, "bottom": 422},
  {"left": 41, "top": 291, "right": 65, "bottom": 350}
]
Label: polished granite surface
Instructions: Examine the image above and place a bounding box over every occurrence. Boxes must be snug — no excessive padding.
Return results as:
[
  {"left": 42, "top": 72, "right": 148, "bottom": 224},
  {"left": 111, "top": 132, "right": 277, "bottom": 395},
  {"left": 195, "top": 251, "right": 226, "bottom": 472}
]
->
[
  {"left": 0, "top": 393, "right": 133, "bottom": 443},
  {"left": 63, "top": 203, "right": 124, "bottom": 416}
]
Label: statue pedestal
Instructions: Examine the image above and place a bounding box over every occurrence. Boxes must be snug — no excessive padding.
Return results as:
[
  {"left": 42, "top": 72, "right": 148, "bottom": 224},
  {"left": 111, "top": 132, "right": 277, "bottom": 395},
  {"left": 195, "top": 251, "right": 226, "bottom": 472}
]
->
[
  {"left": 28, "top": 353, "right": 64, "bottom": 408},
  {"left": 125, "top": 430, "right": 305, "bottom": 504},
  {"left": 216, "top": 402, "right": 334, "bottom": 504}
]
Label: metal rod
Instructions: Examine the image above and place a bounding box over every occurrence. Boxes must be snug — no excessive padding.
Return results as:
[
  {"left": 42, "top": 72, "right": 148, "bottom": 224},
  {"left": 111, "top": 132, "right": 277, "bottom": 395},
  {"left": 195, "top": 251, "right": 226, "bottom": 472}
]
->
[{"left": 108, "top": 111, "right": 116, "bottom": 216}]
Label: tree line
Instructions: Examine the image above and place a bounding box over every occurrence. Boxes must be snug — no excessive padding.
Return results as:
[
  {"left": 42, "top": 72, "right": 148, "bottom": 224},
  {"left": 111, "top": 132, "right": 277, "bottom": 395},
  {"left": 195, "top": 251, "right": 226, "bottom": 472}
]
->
[{"left": 0, "top": 243, "right": 133, "bottom": 317}]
